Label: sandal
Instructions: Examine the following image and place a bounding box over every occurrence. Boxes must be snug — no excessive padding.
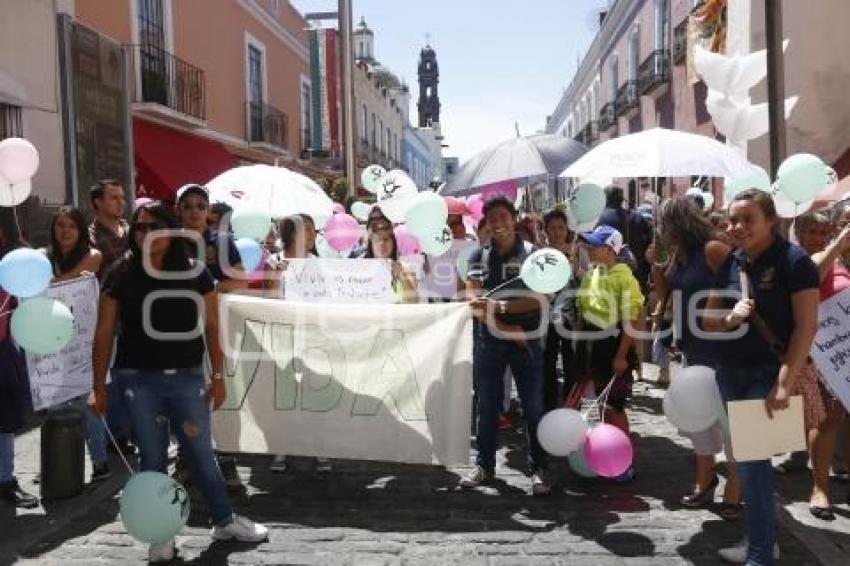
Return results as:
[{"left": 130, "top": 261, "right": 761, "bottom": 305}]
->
[
  {"left": 809, "top": 506, "right": 835, "bottom": 521},
  {"left": 718, "top": 502, "right": 743, "bottom": 521},
  {"left": 681, "top": 475, "right": 719, "bottom": 508}
]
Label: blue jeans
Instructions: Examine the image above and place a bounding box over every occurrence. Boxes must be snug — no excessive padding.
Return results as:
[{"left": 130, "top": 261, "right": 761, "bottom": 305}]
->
[
  {"left": 716, "top": 364, "right": 779, "bottom": 566},
  {"left": 51, "top": 396, "right": 107, "bottom": 466},
  {"left": 0, "top": 433, "right": 13, "bottom": 483},
  {"left": 115, "top": 367, "right": 233, "bottom": 526},
  {"left": 473, "top": 332, "right": 547, "bottom": 474},
  {"left": 106, "top": 378, "right": 132, "bottom": 441}
]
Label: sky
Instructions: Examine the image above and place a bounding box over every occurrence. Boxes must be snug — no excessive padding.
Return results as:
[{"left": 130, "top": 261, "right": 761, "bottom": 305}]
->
[{"left": 290, "top": 0, "right": 603, "bottom": 163}]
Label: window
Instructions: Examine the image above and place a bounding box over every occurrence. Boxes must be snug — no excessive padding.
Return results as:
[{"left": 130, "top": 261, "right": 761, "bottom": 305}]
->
[
  {"left": 609, "top": 56, "right": 618, "bottom": 101},
  {"left": 379, "top": 119, "right": 384, "bottom": 153},
  {"left": 371, "top": 113, "right": 376, "bottom": 146},
  {"left": 362, "top": 104, "right": 368, "bottom": 140},
  {"left": 629, "top": 25, "right": 639, "bottom": 82},
  {"left": 386, "top": 127, "right": 391, "bottom": 156},
  {"left": 301, "top": 78, "right": 312, "bottom": 150},
  {"left": 137, "top": 0, "right": 168, "bottom": 105},
  {"left": 138, "top": 0, "right": 165, "bottom": 48},
  {"left": 0, "top": 104, "right": 23, "bottom": 139},
  {"left": 246, "top": 39, "right": 266, "bottom": 141},
  {"left": 654, "top": 0, "right": 669, "bottom": 51}
]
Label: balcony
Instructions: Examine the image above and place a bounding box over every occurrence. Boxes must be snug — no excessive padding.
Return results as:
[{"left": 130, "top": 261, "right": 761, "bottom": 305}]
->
[
  {"left": 246, "top": 101, "right": 289, "bottom": 152},
  {"left": 598, "top": 102, "right": 617, "bottom": 131},
  {"left": 638, "top": 49, "right": 671, "bottom": 96},
  {"left": 125, "top": 44, "right": 205, "bottom": 126},
  {"left": 615, "top": 81, "right": 639, "bottom": 117},
  {"left": 573, "top": 120, "right": 598, "bottom": 146},
  {"left": 673, "top": 18, "right": 689, "bottom": 65}
]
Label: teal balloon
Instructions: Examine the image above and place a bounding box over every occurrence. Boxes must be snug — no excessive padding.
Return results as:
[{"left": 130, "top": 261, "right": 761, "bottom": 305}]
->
[
  {"left": 724, "top": 167, "right": 771, "bottom": 203},
  {"left": 361, "top": 164, "right": 386, "bottom": 194},
  {"left": 0, "top": 248, "right": 52, "bottom": 297},
  {"left": 351, "top": 201, "right": 372, "bottom": 222},
  {"left": 120, "top": 472, "right": 190, "bottom": 544},
  {"left": 520, "top": 249, "right": 571, "bottom": 294},
  {"left": 11, "top": 297, "right": 74, "bottom": 354},
  {"left": 455, "top": 245, "right": 477, "bottom": 282},
  {"left": 230, "top": 208, "right": 271, "bottom": 242},
  {"left": 404, "top": 192, "right": 448, "bottom": 238},
  {"left": 419, "top": 225, "right": 452, "bottom": 257},
  {"left": 777, "top": 153, "right": 830, "bottom": 204},
  {"left": 569, "top": 183, "right": 605, "bottom": 224},
  {"left": 568, "top": 447, "right": 597, "bottom": 478},
  {"left": 235, "top": 238, "right": 263, "bottom": 272}
]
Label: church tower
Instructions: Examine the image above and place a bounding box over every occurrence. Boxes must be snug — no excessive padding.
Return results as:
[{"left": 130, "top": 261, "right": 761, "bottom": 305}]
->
[
  {"left": 417, "top": 45, "right": 440, "bottom": 128},
  {"left": 354, "top": 17, "right": 375, "bottom": 63}
]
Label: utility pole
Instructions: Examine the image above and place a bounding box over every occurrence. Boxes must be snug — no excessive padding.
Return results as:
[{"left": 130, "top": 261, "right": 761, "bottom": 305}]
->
[
  {"left": 765, "top": 0, "right": 786, "bottom": 178},
  {"left": 339, "top": 0, "right": 357, "bottom": 198}
]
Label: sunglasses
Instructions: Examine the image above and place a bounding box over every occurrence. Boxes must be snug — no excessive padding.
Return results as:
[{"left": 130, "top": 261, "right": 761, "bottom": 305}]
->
[
  {"left": 133, "top": 221, "right": 166, "bottom": 233},
  {"left": 180, "top": 202, "right": 208, "bottom": 211}
]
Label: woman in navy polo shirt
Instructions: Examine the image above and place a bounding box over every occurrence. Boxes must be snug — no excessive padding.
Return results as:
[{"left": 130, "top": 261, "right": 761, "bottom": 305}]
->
[{"left": 703, "top": 189, "right": 819, "bottom": 565}]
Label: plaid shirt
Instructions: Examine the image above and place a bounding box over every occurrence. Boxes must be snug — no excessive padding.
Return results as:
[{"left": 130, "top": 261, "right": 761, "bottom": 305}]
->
[{"left": 89, "top": 218, "right": 130, "bottom": 278}]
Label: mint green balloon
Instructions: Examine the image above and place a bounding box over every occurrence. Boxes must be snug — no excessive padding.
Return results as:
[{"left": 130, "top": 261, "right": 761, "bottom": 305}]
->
[
  {"left": 120, "top": 472, "right": 190, "bottom": 544},
  {"left": 361, "top": 164, "right": 386, "bottom": 194},
  {"left": 419, "top": 225, "right": 452, "bottom": 257},
  {"left": 405, "top": 192, "right": 448, "bottom": 238},
  {"left": 231, "top": 208, "right": 271, "bottom": 242},
  {"left": 569, "top": 446, "right": 597, "bottom": 478},
  {"left": 569, "top": 183, "right": 605, "bottom": 224},
  {"left": 777, "top": 153, "right": 830, "bottom": 204},
  {"left": 351, "top": 201, "right": 372, "bottom": 222},
  {"left": 520, "top": 249, "right": 571, "bottom": 294},
  {"left": 724, "top": 167, "right": 771, "bottom": 203},
  {"left": 10, "top": 297, "right": 74, "bottom": 354}
]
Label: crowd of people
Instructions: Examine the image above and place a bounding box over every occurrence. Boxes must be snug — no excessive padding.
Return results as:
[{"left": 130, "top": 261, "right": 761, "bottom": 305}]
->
[{"left": 1, "top": 177, "right": 850, "bottom": 565}]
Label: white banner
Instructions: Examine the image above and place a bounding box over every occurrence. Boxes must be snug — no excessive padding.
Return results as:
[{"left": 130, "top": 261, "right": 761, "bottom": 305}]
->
[
  {"left": 283, "top": 258, "right": 393, "bottom": 304},
  {"left": 212, "top": 296, "right": 473, "bottom": 465},
  {"left": 26, "top": 275, "right": 99, "bottom": 410},
  {"left": 810, "top": 288, "right": 850, "bottom": 411}
]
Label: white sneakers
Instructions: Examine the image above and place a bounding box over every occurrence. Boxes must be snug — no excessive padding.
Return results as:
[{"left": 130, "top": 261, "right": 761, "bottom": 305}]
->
[
  {"left": 459, "top": 466, "right": 552, "bottom": 496},
  {"left": 531, "top": 472, "right": 552, "bottom": 496},
  {"left": 211, "top": 514, "right": 270, "bottom": 542},
  {"left": 717, "top": 539, "right": 780, "bottom": 564},
  {"left": 148, "top": 538, "right": 175, "bottom": 563}
]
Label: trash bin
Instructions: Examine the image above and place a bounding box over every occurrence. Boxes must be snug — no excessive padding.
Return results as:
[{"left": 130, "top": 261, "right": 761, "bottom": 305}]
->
[{"left": 40, "top": 408, "right": 85, "bottom": 500}]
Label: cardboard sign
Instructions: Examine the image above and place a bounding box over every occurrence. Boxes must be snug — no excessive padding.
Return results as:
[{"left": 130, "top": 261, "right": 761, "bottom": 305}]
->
[
  {"left": 728, "top": 396, "right": 806, "bottom": 462},
  {"left": 810, "top": 288, "right": 850, "bottom": 411},
  {"left": 283, "top": 258, "right": 393, "bottom": 304}
]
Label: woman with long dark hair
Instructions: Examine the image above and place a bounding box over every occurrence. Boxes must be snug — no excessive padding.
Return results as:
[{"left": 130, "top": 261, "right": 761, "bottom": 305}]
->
[
  {"left": 649, "top": 198, "right": 741, "bottom": 518},
  {"left": 45, "top": 206, "right": 102, "bottom": 279},
  {"left": 0, "top": 208, "right": 38, "bottom": 508},
  {"left": 364, "top": 222, "right": 418, "bottom": 303},
  {"left": 89, "top": 202, "right": 267, "bottom": 562},
  {"left": 703, "top": 189, "right": 820, "bottom": 564}
]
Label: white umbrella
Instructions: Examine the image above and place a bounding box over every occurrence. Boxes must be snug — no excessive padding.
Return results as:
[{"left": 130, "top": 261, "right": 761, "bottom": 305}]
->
[
  {"left": 206, "top": 164, "right": 335, "bottom": 220},
  {"left": 560, "top": 128, "right": 758, "bottom": 179}
]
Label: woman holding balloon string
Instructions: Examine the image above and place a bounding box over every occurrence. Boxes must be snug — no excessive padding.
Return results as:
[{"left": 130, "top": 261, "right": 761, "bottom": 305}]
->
[
  {"left": 0, "top": 208, "right": 39, "bottom": 509},
  {"left": 89, "top": 202, "right": 268, "bottom": 562},
  {"left": 38, "top": 206, "right": 112, "bottom": 483},
  {"left": 702, "top": 189, "right": 819, "bottom": 565},
  {"left": 646, "top": 198, "right": 741, "bottom": 519}
]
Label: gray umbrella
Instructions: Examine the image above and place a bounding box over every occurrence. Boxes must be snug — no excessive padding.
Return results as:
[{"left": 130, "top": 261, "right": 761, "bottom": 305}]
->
[{"left": 441, "top": 134, "right": 588, "bottom": 197}]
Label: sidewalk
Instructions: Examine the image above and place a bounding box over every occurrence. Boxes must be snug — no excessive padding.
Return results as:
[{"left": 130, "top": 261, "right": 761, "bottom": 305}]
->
[{"left": 0, "top": 370, "right": 848, "bottom": 565}]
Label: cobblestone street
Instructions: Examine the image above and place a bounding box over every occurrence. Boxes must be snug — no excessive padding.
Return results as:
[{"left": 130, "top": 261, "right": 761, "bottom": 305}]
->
[{"left": 2, "top": 377, "right": 849, "bottom": 565}]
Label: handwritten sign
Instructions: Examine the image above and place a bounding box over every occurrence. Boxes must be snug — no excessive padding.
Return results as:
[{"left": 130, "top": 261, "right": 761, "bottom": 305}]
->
[
  {"left": 810, "top": 288, "right": 850, "bottom": 412},
  {"left": 26, "top": 276, "right": 99, "bottom": 410},
  {"left": 283, "top": 258, "right": 393, "bottom": 304}
]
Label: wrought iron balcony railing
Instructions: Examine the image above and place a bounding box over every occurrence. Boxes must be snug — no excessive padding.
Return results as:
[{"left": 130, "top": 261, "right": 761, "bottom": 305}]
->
[
  {"left": 246, "top": 101, "right": 288, "bottom": 150},
  {"left": 638, "top": 49, "right": 671, "bottom": 95},
  {"left": 126, "top": 44, "right": 205, "bottom": 120},
  {"left": 615, "top": 80, "right": 639, "bottom": 116},
  {"left": 673, "top": 18, "right": 689, "bottom": 65},
  {"left": 599, "top": 102, "right": 617, "bottom": 130}
]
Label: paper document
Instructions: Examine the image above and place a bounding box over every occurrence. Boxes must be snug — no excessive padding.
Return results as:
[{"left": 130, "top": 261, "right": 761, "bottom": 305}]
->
[{"left": 727, "top": 396, "right": 805, "bottom": 462}]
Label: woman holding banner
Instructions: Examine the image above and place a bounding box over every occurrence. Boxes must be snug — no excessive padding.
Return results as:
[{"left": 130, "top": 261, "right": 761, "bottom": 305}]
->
[
  {"left": 89, "top": 202, "right": 267, "bottom": 562},
  {"left": 0, "top": 208, "right": 38, "bottom": 509},
  {"left": 364, "top": 222, "right": 419, "bottom": 304},
  {"left": 703, "top": 189, "right": 820, "bottom": 565},
  {"left": 40, "top": 206, "right": 110, "bottom": 483}
]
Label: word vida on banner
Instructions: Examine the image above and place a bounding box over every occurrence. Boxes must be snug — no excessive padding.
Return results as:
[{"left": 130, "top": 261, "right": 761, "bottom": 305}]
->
[{"left": 212, "top": 296, "right": 473, "bottom": 465}]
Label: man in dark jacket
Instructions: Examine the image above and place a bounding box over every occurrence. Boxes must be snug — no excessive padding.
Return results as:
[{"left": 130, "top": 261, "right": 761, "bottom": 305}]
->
[{"left": 597, "top": 186, "right": 652, "bottom": 287}]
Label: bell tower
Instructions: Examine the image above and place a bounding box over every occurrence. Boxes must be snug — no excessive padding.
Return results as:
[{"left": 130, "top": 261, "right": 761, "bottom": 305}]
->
[{"left": 417, "top": 44, "right": 440, "bottom": 127}]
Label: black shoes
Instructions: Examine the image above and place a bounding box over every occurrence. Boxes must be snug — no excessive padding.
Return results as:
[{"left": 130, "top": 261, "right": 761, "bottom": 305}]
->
[
  {"left": 91, "top": 463, "right": 111, "bottom": 483},
  {"left": 0, "top": 478, "right": 39, "bottom": 509}
]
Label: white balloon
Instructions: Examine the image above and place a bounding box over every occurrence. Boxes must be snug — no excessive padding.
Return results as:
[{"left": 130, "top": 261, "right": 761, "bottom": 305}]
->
[
  {"left": 361, "top": 164, "right": 386, "bottom": 194},
  {"left": 418, "top": 225, "right": 453, "bottom": 257},
  {"left": 701, "top": 191, "right": 715, "bottom": 211},
  {"left": 537, "top": 409, "right": 589, "bottom": 457},
  {"left": 664, "top": 365, "right": 724, "bottom": 433},
  {"left": 378, "top": 169, "right": 418, "bottom": 223},
  {"left": 0, "top": 138, "right": 39, "bottom": 184},
  {"left": 773, "top": 189, "right": 813, "bottom": 219},
  {"left": 316, "top": 235, "right": 347, "bottom": 258},
  {"left": 0, "top": 177, "right": 32, "bottom": 207}
]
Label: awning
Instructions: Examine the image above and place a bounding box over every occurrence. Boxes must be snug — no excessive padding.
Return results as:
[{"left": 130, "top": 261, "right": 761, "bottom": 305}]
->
[{"left": 133, "top": 118, "right": 236, "bottom": 201}]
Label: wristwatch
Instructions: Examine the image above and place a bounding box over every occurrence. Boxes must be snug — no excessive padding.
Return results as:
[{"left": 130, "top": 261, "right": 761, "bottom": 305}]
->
[{"left": 498, "top": 300, "right": 508, "bottom": 315}]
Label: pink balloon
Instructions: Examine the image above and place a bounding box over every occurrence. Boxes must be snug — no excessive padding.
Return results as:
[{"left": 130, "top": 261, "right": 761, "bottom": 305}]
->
[
  {"left": 466, "top": 194, "right": 484, "bottom": 222},
  {"left": 583, "top": 423, "right": 633, "bottom": 478},
  {"left": 444, "top": 196, "right": 467, "bottom": 217},
  {"left": 480, "top": 180, "right": 518, "bottom": 201},
  {"left": 324, "top": 213, "right": 360, "bottom": 252},
  {"left": 394, "top": 225, "right": 421, "bottom": 256},
  {"left": 333, "top": 202, "right": 346, "bottom": 214}
]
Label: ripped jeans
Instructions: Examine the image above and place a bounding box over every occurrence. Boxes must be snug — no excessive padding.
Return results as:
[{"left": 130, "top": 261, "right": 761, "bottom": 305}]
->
[{"left": 114, "top": 366, "right": 233, "bottom": 526}]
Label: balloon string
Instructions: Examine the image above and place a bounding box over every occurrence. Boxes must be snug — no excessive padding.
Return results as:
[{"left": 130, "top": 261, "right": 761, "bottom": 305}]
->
[
  {"left": 100, "top": 415, "right": 135, "bottom": 475},
  {"left": 483, "top": 276, "right": 521, "bottom": 298},
  {"left": 581, "top": 374, "right": 617, "bottom": 424}
]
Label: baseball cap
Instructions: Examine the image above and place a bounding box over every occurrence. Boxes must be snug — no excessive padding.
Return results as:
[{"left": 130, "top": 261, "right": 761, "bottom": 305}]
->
[
  {"left": 175, "top": 183, "right": 209, "bottom": 203},
  {"left": 579, "top": 225, "right": 624, "bottom": 254}
]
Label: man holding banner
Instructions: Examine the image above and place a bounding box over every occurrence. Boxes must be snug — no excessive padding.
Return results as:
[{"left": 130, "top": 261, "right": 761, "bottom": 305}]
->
[{"left": 461, "top": 196, "right": 550, "bottom": 495}]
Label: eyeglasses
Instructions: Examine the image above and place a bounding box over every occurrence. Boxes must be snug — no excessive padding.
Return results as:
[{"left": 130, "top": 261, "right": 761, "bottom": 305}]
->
[
  {"left": 133, "top": 221, "right": 166, "bottom": 233},
  {"left": 180, "top": 202, "right": 208, "bottom": 211}
]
